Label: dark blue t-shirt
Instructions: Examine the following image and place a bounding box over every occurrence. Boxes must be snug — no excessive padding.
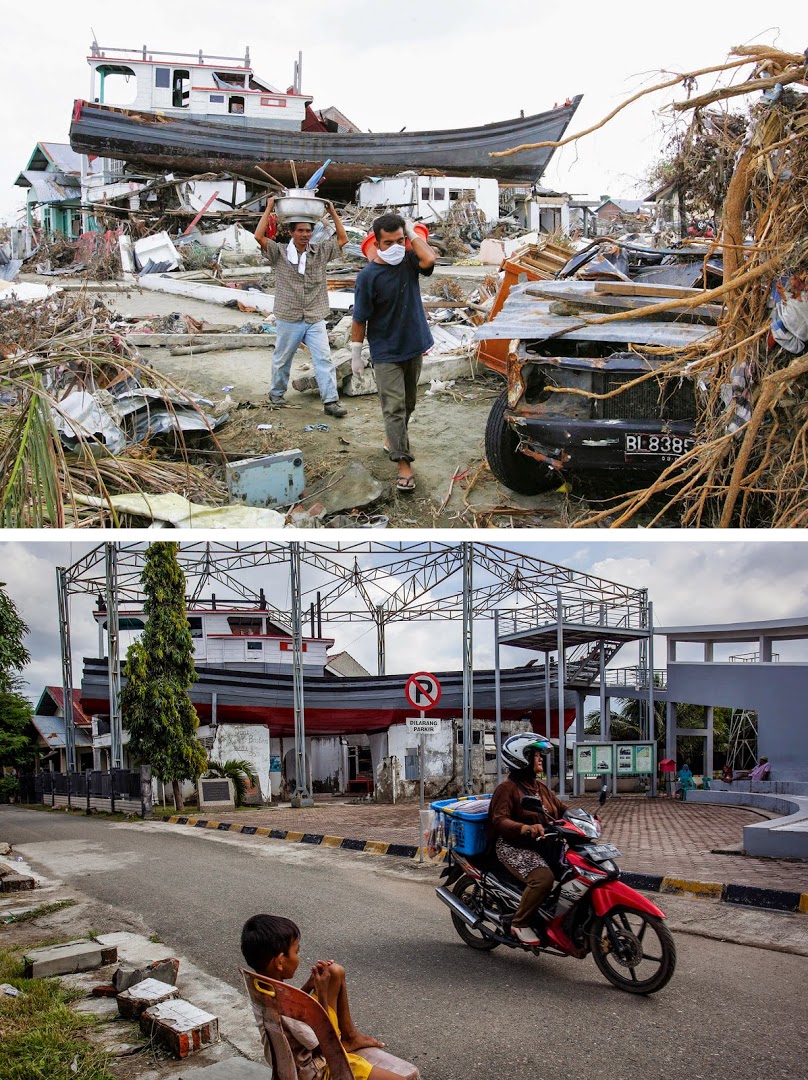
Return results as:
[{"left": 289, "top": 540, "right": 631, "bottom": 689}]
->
[{"left": 352, "top": 251, "right": 434, "bottom": 363}]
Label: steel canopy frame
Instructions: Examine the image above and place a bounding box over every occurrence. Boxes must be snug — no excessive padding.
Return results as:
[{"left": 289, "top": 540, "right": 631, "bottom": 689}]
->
[{"left": 57, "top": 541, "right": 648, "bottom": 796}]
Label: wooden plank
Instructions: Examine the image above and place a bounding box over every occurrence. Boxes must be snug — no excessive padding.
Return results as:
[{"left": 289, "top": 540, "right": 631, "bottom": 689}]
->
[
  {"left": 524, "top": 280, "right": 721, "bottom": 323},
  {"left": 594, "top": 281, "right": 710, "bottom": 299}
]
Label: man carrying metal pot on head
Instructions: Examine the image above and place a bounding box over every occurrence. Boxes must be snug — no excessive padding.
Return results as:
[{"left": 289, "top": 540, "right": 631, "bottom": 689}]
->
[
  {"left": 488, "top": 733, "right": 570, "bottom": 946},
  {"left": 255, "top": 198, "right": 349, "bottom": 418}
]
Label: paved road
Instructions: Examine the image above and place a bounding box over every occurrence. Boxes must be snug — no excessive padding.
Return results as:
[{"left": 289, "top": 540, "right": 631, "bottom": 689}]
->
[{"left": 4, "top": 809, "right": 807, "bottom": 1080}]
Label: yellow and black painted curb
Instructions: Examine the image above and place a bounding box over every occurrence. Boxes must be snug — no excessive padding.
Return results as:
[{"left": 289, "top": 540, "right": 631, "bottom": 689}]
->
[
  {"left": 166, "top": 817, "right": 808, "bottom": 915},
  {"left": 167, "top": 815, "right": 418, "bottom": 859}
]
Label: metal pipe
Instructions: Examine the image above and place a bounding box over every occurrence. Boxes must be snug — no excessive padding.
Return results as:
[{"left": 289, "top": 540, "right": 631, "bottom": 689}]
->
[
  {"left": 289, "top": 542, "right": 312, "bottom": 807},
  {"left": 105, "top": 544, "right": 123, "bottom": 770},
  {"left": 493, "top": 610, "right": 502, "bottom": 787},
  {"left": 556, "top": 590, "right": 566, "bottom": 799},
  {"left": 544, "top": 651, "right": 552, "bottom": 790},
  {"left": 462, "top": 542, "right": 474, "bottom": 793},
  {"left": 316, "top": 592, "right": 322, "bottom": 639},
  {"left": 376, "top": 606, "right": 385, "bottom": 676},
  {"left": 57, "top": 568, "right": 76, "bottom": 773},
  {"left": 647, "top": 600, "right": 655, "bottom": 747}
]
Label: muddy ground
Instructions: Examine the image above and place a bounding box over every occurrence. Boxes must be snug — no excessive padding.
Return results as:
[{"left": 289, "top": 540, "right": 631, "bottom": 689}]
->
[{"left": 97, "top": 282, "right": 615, "bottom": 529}]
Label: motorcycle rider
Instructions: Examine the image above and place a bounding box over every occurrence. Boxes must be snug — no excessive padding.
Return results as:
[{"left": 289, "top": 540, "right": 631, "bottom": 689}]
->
[{"left": 488, "top": 733, "right": 569, "bottom": 946}]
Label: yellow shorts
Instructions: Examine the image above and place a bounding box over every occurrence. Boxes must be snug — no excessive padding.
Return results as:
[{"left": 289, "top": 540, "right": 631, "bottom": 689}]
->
[{"left": 316, "top": 1001, "right": 373, "bottom": 1080}]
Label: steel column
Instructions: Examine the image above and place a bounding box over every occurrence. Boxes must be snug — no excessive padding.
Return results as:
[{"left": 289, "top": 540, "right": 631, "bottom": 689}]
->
[
  {"left": 105, "top": 544, "right": 123, "bottom": 770},
  {"left": 544, "top": 651, "right": 552, "bottom": 790},
  {"left": 493, "top": 609, "right": 502, "bottom": 787},
  {"left": 647, "top": 600, "right": 655, "bottom": 746},
  {"left": 56, "top": 567, "right": 76, "bottom": 772},
  {"left": 289, "top": 542, "right": 312, "bottom": 807},
  {"left": 376, "top": 606, "right": 386, "bottom": 676},
  {"left": 556, "top": 590, "right": 566, "bottom": 798},
  {"left": 462, "top": 542, "right": 474, "bottom": 794}
]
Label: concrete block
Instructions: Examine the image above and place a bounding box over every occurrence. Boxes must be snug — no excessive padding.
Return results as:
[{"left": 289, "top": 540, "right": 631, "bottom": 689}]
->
[
  {"left": 117, "top": 977, "right": 179, "bottom": 1019},
  {"left": 140, "top": 999, "right": 219, "bottom": 1058},
  {"left": 23, "top": 940, "right": 116, "bottom": 978},
  {"left": 113, "top": 956, "right": 180, "bottom": 993},
  {"left": 0, "top": 843, "right": 11, "bottom": 857},
  {"left": 1, "top": 873, "right": 35, "bottom": 893},
  {"left": 179, "top": 1060, "right": 270, "bottom": 1078}
]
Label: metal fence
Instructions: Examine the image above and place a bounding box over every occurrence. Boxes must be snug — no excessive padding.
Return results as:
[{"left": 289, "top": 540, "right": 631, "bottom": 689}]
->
[{"left": 21, "top": 769, "right": 150, "bottom": 816}]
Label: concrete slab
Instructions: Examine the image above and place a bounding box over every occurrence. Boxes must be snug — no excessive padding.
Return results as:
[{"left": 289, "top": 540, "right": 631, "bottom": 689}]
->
[
  {"left": 118, "top": 977, "right": 179, "bottom": 1019},
  {"left": 0, "top": 873, "right": 35, "bottom": 892},
  {"left": 23, "top": 939, "right": 117, "bottom": 978},
  {"left": 140, "top": 999, "right": 219, "bottom": 1058},
  {"left": 113, "top": 955, "right": 180, "bottom": 992}
]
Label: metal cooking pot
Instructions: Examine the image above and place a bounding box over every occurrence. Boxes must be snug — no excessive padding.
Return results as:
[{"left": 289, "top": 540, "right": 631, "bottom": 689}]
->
[{"left": 274, "top": 188, "right": 327, "bottom": 225}]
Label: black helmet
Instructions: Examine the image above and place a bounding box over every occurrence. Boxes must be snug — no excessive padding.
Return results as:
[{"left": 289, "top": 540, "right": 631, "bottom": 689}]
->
[{"left": 501, "top": 733, "right": 552, "bottom": 772}]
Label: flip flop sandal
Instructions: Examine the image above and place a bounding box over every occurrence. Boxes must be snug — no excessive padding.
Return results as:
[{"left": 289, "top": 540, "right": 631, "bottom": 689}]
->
[{"left": 396, "top": 475, "right": 416, "bottom": 492}]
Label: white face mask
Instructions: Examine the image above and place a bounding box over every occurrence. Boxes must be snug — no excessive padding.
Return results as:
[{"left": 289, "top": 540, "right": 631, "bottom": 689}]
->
[{"left": 377, "top": 243, "right": 406, "bottom": 265}]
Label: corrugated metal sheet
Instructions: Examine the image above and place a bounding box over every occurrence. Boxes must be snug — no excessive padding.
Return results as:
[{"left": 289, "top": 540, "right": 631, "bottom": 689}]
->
[
  {"left": 474, "top": 282, "right": 713, "bottom": 348},
  {"left": 32, "top": 714, "right": 92, "bottom": 748},
  {"left": 19, "top": 171, "right": 80, "bottom": 204},
  {"left": 39, "top": 142, "right": 83, "bottom": 174}
]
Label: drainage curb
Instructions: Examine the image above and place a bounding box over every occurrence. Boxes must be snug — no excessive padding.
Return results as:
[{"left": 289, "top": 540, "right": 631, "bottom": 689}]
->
[
  {"left": 167, "top": 816, "right": 418, "bottom": 859},
  {"left": 166, "top": 818, "right": 808, "bottom": 914}
]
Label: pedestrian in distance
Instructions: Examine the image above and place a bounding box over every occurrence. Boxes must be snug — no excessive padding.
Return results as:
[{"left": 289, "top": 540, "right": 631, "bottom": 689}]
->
[
  {"left": 241, "top": 913, "right": 401, "bottom": 1080},
  {"left": 255, "top": 198, "right": 349, "bottom": 418},
  {"left": 351, "top": 212, "right": 436, "bottom": 492}
]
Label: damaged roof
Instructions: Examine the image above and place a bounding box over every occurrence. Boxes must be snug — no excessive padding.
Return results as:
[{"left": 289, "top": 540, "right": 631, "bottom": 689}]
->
[
  {"left": 15, "top": 170, "right": 81, "bottom": 203},
  {"left": 31, "top": 714, "right": 93, "bottom": 749}
]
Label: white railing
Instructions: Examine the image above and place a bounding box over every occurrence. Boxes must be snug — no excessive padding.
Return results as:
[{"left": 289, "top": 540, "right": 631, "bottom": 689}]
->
[{"left": 604, "top": 667, "right": 668, "bottom": 690}]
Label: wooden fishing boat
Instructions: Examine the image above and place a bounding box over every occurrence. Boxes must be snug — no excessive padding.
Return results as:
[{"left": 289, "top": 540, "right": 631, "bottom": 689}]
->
[{"left": 69, "top": 96, "right": 583, "bottom": 187}]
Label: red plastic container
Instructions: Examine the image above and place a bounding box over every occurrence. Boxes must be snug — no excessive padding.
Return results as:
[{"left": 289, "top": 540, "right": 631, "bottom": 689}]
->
[{"left": 361, "top": 222, "right": 429, "bottom": 261}]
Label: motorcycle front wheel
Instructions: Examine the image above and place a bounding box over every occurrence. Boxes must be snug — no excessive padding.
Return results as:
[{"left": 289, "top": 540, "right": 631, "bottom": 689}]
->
[
  {"left": 589, "top": 905, "right": 676, "bottom": 994},
  {"left": 450, "top": 874, "right": 501, "bottom": 951}
]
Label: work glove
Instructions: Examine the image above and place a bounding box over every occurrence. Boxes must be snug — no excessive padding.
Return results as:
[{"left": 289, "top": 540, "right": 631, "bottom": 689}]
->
[
  {"left": 351, "top": 342, "right": 367, "bottom": 376},
  {"left": 404, "top": 219, "right": 419, "bottom": 241}
]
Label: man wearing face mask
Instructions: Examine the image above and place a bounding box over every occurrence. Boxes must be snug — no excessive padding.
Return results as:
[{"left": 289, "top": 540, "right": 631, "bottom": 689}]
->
[
  {"left": 255, "top": 196, "right": 348, "bottom": 418},
  {"left": 351, "top": 213, "right": 436, "bottom": 492}
]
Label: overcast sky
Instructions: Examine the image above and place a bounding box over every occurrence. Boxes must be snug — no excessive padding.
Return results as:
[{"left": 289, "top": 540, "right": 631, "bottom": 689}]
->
[
  {"left": 4, "top": 538, "right": 808, "bottom": 708},
  {"left": 2, "top": 2, "right": 803, "bottom": 222}
]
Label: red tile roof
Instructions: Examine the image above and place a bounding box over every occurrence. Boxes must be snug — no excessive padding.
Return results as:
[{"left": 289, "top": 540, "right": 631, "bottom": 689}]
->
[{"left": 44, "top": 686, "right": 91, "bottom": 727}]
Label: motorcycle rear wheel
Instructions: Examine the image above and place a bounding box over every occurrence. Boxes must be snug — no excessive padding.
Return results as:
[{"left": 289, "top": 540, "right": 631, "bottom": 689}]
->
[
  {"left": 451, "top": 875, "right": 501, "bottom": 951},
  {"left": 589, "top": 905, "right": 676, "bottom": 994}
]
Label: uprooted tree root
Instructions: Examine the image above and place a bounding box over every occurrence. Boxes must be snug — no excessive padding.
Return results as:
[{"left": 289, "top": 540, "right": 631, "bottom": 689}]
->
[{"left": 498, "top": 44, "right": 808, "bottom": 528}]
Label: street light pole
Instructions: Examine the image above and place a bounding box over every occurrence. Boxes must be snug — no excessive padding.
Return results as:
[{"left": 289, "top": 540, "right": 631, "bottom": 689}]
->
[{"left": 462, "top": 542, "right": 474, "bottom": 793}]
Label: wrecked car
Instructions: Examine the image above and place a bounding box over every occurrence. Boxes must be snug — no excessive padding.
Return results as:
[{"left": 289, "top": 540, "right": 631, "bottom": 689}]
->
[{"left": 484, "top": 343, "right": 698, "bottom": 494}]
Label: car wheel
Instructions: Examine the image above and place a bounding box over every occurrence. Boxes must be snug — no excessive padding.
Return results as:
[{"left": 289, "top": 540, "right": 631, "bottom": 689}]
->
[{"left": 485, "top": 390, "right": 561, "bottom": 495}]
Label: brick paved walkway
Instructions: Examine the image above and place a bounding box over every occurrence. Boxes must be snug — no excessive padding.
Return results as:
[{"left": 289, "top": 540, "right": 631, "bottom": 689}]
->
[{"left": 188, "top": 795, "right": 808, "bottom": 892}]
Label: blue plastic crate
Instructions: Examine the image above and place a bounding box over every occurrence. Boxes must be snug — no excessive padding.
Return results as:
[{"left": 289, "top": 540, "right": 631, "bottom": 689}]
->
[{"left": 430, "top": 795, "right": 492, "bottom": 855}]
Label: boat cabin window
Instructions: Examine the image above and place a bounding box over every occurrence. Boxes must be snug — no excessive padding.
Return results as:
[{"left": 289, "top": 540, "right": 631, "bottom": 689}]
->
[
  {"left": 155, "top": 67, "right": 170, "bottom": 89},
  {"left": 449, "top": 189, "right": 474, "bottom": 202},
  {"left": 246, "top": 641, "right": 264, "bottom": 652},
  {"left": 227, "top": 616, "right": 263, "bottom": 636},
  {"left": 209, "top": 94, "right": 225, "bottom": 104},
  {"left": 97, "top": 65, "right": 137, "bottom": 106},
  {"left": 172, "top": 70, "right": 191, "bottom": 109},
  {"left": 229, "top": 96, "right": 245, "bottom": 114},
  {"left": 214, "top": 71, "right": 246, "bottom": 88},
  {"left": 187, "top": 617, "right": 203, "bottom": 639},
  {"left": 432, "top": 188, "right": 446, "bottom": 202},
  {"left": 421, "top": 187, "right": 430, "bottom": 200}
]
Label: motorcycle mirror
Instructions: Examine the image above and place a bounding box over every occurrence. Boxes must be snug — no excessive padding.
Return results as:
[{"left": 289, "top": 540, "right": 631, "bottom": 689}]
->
[{"left": 520, "top": 795, "right": 549, "bottom": 821}]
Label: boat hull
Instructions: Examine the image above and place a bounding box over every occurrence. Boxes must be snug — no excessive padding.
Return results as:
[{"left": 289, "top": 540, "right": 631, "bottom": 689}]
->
[
  {"left": 69, "top": 97, "right": 582, "bottom": 186},
  {"left": 80, "top": 658, "right": 574, "bottom": 738}
]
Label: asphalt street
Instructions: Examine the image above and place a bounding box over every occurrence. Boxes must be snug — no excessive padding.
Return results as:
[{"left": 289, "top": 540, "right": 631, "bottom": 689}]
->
[{"left": 3, "top": 808, "right": 807, "bottom": 1080}]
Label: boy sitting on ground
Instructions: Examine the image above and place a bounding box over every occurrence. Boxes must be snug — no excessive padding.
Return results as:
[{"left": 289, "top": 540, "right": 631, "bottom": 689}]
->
[{"left": 241, "top": 913, "right": 400, "bottom": 1080}]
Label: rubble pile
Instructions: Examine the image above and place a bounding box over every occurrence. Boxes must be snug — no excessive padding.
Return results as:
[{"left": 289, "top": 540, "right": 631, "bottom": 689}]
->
[
  {"left": 493, "top": 44, "right": 807, "bottom": 528},
  {"left": 0, "top": 293, "right": 228, "bottom": 527}
]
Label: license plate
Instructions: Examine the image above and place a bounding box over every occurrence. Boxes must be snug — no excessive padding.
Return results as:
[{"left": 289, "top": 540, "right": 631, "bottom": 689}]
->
[
  {"left": 624, "top": 433, "right": 694, "bottom": 458},
  {"left": 587, "top": 843, "right": 621, "bottom": 860}
]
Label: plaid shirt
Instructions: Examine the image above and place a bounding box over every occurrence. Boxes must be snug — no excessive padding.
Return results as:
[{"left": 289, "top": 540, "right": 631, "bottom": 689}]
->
[{"left": 264, "top": 237, "right": 341, "bottom": 323}]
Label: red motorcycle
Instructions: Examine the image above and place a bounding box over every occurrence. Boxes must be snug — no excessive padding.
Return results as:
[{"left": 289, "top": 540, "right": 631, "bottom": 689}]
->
[{"left": 436, "top": 799, "right": 676, "bottom": 994}]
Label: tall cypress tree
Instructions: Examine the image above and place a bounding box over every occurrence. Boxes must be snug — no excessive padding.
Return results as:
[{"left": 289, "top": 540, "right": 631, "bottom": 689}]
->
[{"left": 120, "top": 543, "right": 207, "bottom": 810}]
